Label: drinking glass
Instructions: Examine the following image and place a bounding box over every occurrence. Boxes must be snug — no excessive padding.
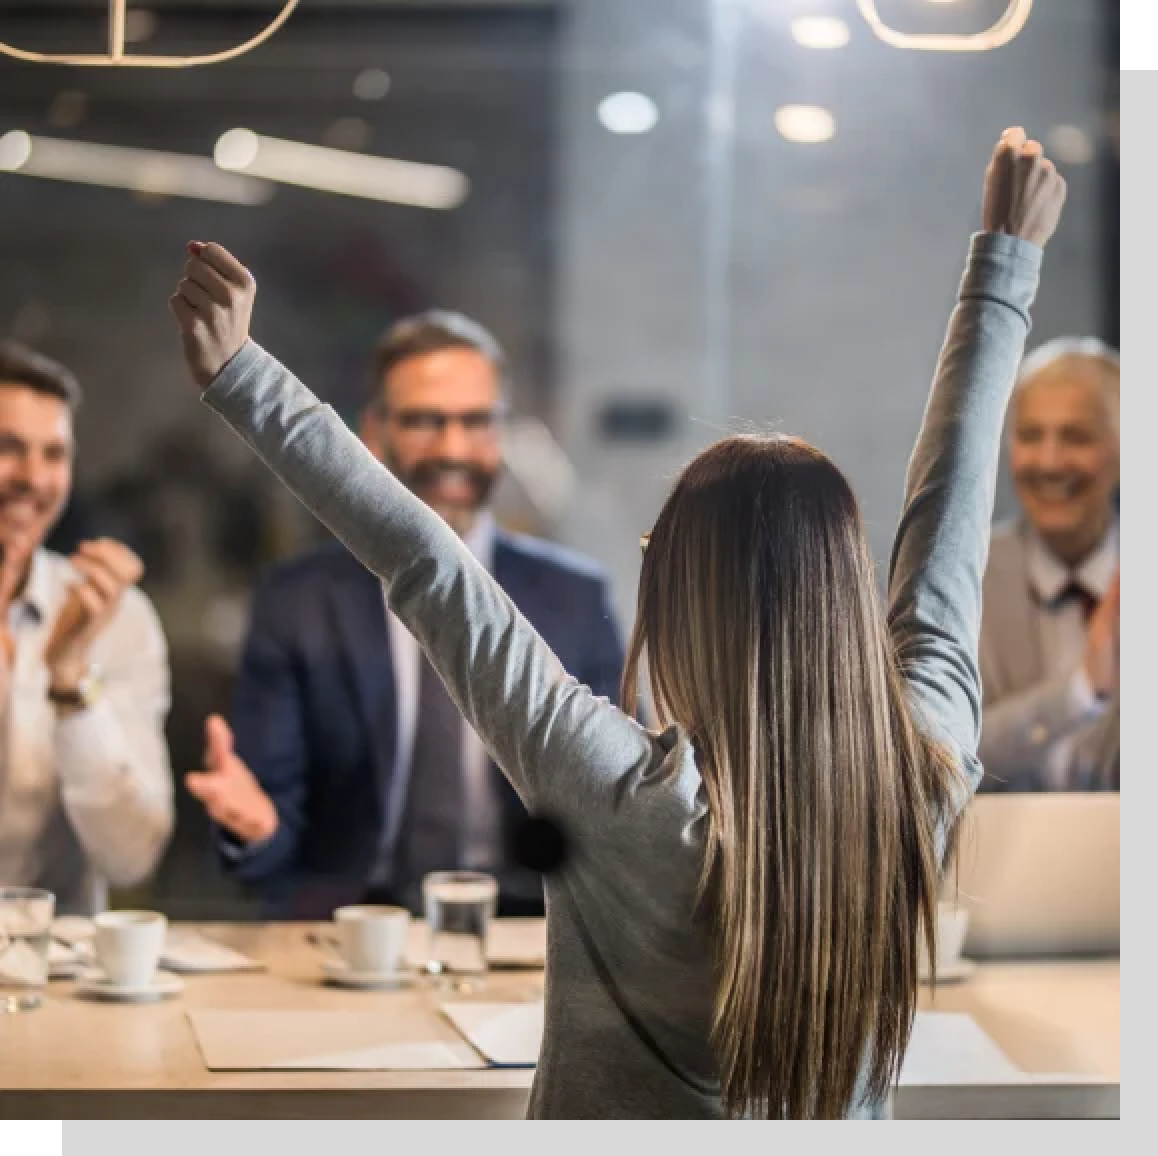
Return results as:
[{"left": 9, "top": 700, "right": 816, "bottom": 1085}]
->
[
  {"left": 422, "top": 871, "right": 497, "bottom": 979},
  {"left": 0, "top": 888, "right": 55, "bottom": 1013}
]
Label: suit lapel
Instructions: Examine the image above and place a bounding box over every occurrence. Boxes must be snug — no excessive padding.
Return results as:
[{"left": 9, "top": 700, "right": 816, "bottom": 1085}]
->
[
  {"left": 489, "top": 538, "right": 538, "bottom": 828},
  {"left": 1005, "top": 527, "right": 1046, "bottom": 690},
  {"left": 323, "top": 550, "right": 397, "bottom": 807},
  {"left": 492, "top": 535, "right": 534, "bottom": 614},
  {"left": 986, "top": 525, "right": 1045, "bottom": 695}
]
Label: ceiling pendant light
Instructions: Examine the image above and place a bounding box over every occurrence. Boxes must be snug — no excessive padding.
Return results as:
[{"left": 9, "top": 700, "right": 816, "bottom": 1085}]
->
[{"left": 0, "top": 0, "right": 300, "bottom": 69}]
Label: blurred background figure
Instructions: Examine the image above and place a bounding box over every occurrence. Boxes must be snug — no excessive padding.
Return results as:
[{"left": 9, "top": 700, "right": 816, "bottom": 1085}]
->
[
  {"left": 979, "top": 338, "right": 1119, "bottom": 792},
  {"left": 185, "top": 312, "right": 625, "bottom": 919},
  {"left": 0, "top": 341, "right": 172, "bottom": 914}
]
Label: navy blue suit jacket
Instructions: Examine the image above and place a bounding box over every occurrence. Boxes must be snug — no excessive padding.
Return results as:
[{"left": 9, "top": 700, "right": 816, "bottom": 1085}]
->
[{"left": 218, "top": 532, "right": 626, "bottom": 918}]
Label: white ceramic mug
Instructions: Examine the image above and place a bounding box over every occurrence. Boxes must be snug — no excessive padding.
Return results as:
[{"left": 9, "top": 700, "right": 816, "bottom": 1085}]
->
[
  {"left": 332, "top": 905, "right": 410, "bottom": 974},
  {"left": 93, "top": 910, "right": 167, "bottom": 988},
  {"left": 918, "top": 901, "right": 970, "bottom": 974}
]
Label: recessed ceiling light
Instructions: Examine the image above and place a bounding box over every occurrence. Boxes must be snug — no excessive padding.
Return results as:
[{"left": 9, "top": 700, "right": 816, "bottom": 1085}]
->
[
  {"left": 353, "top": 69, "right": 392, "bottom": 102},
  {"left": 597, "top": 92, "right": 660, "bottom": 135},
  {"left": 791, "top": 17, "right": 851, "bottom": 49},
  {"left": 774, "top": 105, "right": 836, "bottom": 144}
]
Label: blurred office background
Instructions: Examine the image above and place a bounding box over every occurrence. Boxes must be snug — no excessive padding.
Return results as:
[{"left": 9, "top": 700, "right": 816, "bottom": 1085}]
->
[{"left": 0, "top": 0, "right": 1118, "bottom": 915}]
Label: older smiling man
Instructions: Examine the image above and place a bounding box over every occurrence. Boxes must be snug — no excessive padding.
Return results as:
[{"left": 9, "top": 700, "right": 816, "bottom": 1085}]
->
[{"left": 978, "top": 337, "right": 1119, "bottom": 792}]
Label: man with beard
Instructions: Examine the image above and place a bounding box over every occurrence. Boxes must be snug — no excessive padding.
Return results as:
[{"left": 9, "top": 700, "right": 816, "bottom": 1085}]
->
[
  {"left": 0, "top": 341, "right": 173, "bottom": 913},
  {"left": 978, "top": 337, "right": 1119, "bottom": 792},
  {"left": 187, "top": 312, "right": 625, "bottom": 916}
]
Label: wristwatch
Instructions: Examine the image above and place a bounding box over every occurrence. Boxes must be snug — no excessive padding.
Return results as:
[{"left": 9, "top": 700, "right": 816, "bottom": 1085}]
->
[{"left": 48, "top": 665, "right": 103, "bottom": 712}]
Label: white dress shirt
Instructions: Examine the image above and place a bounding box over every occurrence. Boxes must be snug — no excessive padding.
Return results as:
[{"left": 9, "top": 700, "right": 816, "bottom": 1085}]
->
[
  {"left": 0, "top": 549, "right": 174, "bottom": 913},
  {"left": 1023, "top": 520, "right": 1118, "bottom": 789},
  {"left": 374, "top": 511, "right": 503, "bottom": 882}
]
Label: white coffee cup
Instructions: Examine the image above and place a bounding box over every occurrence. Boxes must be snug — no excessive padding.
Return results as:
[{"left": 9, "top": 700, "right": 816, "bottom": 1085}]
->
[
  {"left": 918, "top": 901, "right": 970, "bottom": 975},
  {"left": 332, "top": 905, "right": 410, "bottom": 974},
  {"left": 93, "top": 910, "right": 167, "bottom": 988}
]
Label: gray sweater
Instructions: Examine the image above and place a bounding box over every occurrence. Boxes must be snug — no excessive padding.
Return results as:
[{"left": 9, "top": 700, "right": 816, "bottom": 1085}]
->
[{"left": 203, "top": 232, "right": 1042, "bottom": 1118}]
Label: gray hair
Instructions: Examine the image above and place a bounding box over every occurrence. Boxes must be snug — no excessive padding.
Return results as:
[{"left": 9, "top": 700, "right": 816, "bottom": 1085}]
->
[
  {"left": 369, "top": 309, "right": 507, "bottom": 412},
  {"left": 1014, "top": 336, "right": 1119, "bottom": 437}
]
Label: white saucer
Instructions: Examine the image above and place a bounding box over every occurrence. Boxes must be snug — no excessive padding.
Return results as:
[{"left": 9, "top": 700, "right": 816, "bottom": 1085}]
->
[
  {"left": 75, "top": 968, "right": 184, "bottom": 1002},
  {"left": 919, "top": 958, "right": 977, "bottom": 985},
  {"left": 49, "top": 961, "right": 87, "bottom": 980},
  {"left": 321, "top": 959, "right": 415, "bottom": 990}
]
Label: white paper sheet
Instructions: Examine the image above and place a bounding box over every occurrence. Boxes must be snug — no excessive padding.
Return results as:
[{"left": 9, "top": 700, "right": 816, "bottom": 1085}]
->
[
  {"left": 485, "top": 919, "right": 546, "bottom": 968},
  {"left": 439, "top": 1001, "right": 544, "bottom": 1067},
  {"left": 50, "top": 915, "right": 95, "bottom": 943},
  {"left": 404, "top": 918, "right": 546, "bottom": 972},
  {"left": 161, "top": 929, "right": 263, "bottom": 973},
  {"left": 899, "top": 1013, "right": 1029, "bottom": 1085},
  {"left": 437, "top": 1004, "right": 1027, "bottom": 1084},
  {"left": 49, "top": 921, "right": 262, "bottom": 975},
  {"left": 188, "top": 1009, "right": 485, "bottom": 1071}
]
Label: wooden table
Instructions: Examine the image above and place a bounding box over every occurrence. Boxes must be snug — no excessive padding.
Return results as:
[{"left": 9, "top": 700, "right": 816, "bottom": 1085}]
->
[
  {"left": 908, "top": 959, "right": 1119, "bottom": 1118},
  {"left": 0, "top": 923, "right": 1118, "bottom": 1119}
]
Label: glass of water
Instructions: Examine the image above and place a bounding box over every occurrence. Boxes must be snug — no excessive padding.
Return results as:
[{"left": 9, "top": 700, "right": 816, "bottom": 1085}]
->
[
  {"left": 422, "top": 871, "right": 498, "bottom": 979},
  {"left": 0, "top": 887, "right": 55, "bottom": 1014}
]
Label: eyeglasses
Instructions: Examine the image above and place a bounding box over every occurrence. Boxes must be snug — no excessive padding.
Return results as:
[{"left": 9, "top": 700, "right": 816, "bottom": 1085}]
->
[{"left": 386, "top": 406, "right": 506, "bottom": 443}]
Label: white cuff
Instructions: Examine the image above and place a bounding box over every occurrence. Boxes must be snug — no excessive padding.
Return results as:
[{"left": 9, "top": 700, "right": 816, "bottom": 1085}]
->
[
  {"left": 1067, "top": 665, "right": 1110, "bottom": 722},
  {"left": 54, "top": 701, "right": 129, "bottom": 798},
  {"left": 221, "top": 829, "right": 277, "bottom": 861}
]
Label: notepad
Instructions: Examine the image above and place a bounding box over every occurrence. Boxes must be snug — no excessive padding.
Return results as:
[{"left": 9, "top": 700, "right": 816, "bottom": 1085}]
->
[{"left": 188, "top": 1009, "right": 485, "bottom": 1071}]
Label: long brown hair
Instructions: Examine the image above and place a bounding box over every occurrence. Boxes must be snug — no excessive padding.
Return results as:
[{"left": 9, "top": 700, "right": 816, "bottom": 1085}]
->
[{"left": 622, "top": 436, "right": 963, "bottom": 1119}]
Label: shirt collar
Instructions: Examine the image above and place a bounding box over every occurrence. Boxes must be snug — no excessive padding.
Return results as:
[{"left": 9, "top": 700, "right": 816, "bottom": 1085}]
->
[
  {"left": 13, "top": 548, "right": 52, "bottom": 624},
  {"left": 1024, "top": 516, "right": 1119, "bottom": 605},
  {"left": 463, "top": 509, "right": 496, "bottom": 572}
]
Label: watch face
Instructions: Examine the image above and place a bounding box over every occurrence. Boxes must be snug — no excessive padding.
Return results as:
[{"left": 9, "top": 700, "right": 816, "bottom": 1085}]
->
[
  {"left": 77, "top": 671, "right": 101, "bottom": 707},
  {"left": 51, "top": 667, "right": 101, "bottom": 709}
]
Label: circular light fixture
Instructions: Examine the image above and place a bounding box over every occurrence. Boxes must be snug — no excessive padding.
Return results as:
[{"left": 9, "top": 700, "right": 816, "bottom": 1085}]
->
[
  {"left": 791, "top": 17, "right": 851, "bottom": 49},
  {"left": 353, "top": 68, "right": 391, "bottom": 102},
  {"left": 597, "top": 92, "right": 660, "bottom": 135},
  {"left": 774, "top": 105, "right": 836, "bottom": 144},
  {"left": 215, "top": 128, "right": 260, "bottom": 171}
]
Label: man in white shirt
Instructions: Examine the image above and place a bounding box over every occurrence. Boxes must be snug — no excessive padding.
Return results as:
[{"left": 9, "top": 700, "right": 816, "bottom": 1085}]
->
[
  {"left": 0, "top": 341, "right": 174, "bottom": 913},
  {"left": 979, "top": 337, "right": 1119, "bottom": 792},
  {"left": 185, "top": 312, "right": 625, "bottom": 917}
]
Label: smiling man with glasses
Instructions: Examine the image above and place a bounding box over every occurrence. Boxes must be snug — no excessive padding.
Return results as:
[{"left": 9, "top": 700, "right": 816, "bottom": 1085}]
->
[
  {"left": 187, "top": 311, "right": 626, "bottom": 919},
  {"left": 363, "top": 313, "right": 510, "bottom": 538}
]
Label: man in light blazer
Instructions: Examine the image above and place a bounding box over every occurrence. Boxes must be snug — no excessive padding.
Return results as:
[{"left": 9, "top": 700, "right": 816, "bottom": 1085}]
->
[{"left": 978, "top": 338, "right": 1119, "bottom": 792}]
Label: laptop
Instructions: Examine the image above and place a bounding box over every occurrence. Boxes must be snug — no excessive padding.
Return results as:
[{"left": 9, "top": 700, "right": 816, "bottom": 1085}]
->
[{"left": 948, "top": 793, "right": 1119, "bottom": 959}]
